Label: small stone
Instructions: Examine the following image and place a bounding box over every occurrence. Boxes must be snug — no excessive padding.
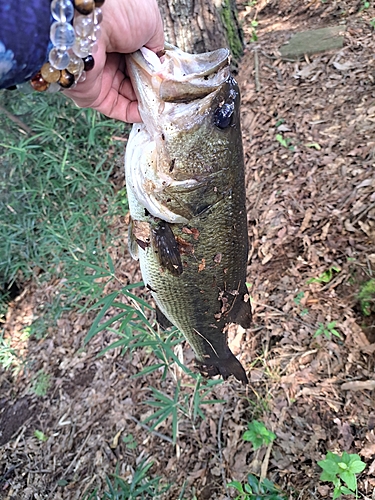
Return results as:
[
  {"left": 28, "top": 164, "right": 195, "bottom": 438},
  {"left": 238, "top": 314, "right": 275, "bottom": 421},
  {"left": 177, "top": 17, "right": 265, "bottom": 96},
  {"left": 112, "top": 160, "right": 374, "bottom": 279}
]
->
[
  {"left": 74, "top": 0, "right": 95, "bottom": 15},
  {"left": 59, "top": 69, "right": 75, "bottom": 88},
  {"left": 30, "top": 72, "right": 49, "bottom": 92}
]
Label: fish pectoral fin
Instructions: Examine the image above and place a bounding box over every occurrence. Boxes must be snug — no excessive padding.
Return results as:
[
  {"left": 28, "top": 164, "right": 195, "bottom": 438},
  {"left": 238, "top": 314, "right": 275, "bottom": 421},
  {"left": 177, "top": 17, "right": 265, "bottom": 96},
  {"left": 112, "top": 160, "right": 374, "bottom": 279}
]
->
[
  {"left": 128, "top": 220, "right": 139, "bottom": 260},
  {"left": 151, "top": 221, "right": 183, "bottom": 276},
  {"left": 155, "top": 306, "right": 174, "bottom": 330},
  {"left": 227, "top": 285, "right": 252, "bottom": 329}
]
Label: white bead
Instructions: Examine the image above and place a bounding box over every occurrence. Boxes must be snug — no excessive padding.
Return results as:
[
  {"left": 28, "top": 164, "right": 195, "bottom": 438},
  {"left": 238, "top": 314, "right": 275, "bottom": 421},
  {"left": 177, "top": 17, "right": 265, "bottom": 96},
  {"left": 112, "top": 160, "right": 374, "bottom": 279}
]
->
[
  {"left": 49, "top": 47, "right": 70, "bottom": 70},
  {"left": 17, "top": 81, "right": 34, "bottom": 94},
  {"left": 46, "top": 82, "right": 62, "bottom": 93},
  {"left": 92, "top": 24, "right": 102, "bottom": 41},
  {"left": 50, "top": 22, "right": 75, "bottom": 50},
  {"left": 74, "top": 15, "right": 94, "bottom": 37},
  {"left": 94, "top": 8, "right": 103, "bottom": 24},
  {"left": 51, "top": 0, "right": 74, "bottom": 23},
  {"left": 78, "top": 71, "right": 87, "bottom": 83},
  {"left": 90, "top": 42, "right": 99, "bottom": 54},
  {"left": 67, "top": 54, "right": 84, "bottom": 75},
  {"left": 72, "top": 38, "right": 91, "bottom": 58}
]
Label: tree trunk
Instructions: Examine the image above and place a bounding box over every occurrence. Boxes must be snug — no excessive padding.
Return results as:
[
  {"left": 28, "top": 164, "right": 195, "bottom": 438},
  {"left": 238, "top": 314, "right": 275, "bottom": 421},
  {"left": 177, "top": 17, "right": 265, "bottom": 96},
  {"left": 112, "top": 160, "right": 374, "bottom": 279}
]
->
[{"left": 157, "top": 0, "right": 243, "bottom": 67}]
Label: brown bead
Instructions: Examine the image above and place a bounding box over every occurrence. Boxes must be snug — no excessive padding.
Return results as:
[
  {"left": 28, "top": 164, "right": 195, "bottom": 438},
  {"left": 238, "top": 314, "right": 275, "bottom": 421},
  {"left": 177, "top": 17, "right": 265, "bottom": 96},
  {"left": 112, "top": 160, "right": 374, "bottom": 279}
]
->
[
  {"left": 59, "top": 69, "right": 75, "bottom": 88},
  {"left": 74, "top": 0, "right": 95, "bottom": 15},
  {"left": 83, "top": 55, "right": 95, "bottom": 71},
  {"left": 30, "top": 72, "right": 49, "bottom": 92},
  {"left": 41, "top": 62, "right": 61, "bottom": 83},
  {"left": 94, "top": 0, "right": 105, "bottom": 5}
]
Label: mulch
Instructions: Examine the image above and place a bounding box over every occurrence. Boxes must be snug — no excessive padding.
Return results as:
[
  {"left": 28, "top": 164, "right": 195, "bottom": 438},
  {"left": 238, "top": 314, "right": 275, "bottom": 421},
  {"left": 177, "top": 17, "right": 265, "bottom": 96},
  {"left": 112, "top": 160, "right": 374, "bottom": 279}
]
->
[{"left": 1, "top": 0, "right": 375, "bottom": 498}]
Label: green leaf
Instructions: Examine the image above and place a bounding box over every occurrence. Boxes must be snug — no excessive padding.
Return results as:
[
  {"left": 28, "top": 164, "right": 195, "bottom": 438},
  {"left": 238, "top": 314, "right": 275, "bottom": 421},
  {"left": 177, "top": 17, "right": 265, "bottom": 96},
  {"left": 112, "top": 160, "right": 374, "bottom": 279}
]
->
[
  {"left": 304, "top": 142, "right": 321, "bottom": 150},
  {"left": 340, "top": 485, "right": 355, "bottom": 495},
  {"left": 227, "top": 481, "right": 244, "bottom": 493},
  {"left": 243, "top": 420, "right": 276, "bottom": 450},
  {"left": 247, "top": 474, "right": 260, "bottom": 491},
  {"left": 319, "top": 471, "right": 337, "bottom": 483},
  {"left": 34, "top": 430, "right": 48, "bottom": 442},
  {"left": 122, "top": 289, "right": 154, "bottom": 310},
  {"left": 57, "top": 479, "right": 69, "bottom": 487},
  {"left": 133, "top": 363, "right": 165, "bottom": 377},
  {"left": 84, "top": 291, "right": 119, "bottom": 343},
  {"left": 348, "top": 460, "right": 366, "bottom": 474},
  {"left": 106, "top": 253, "right": 115, "bottom": 275},
  {"left": 339, "top": 470, "right": 356, "bottom": 491},
  {"left": 244, "top": 482, "right": 253, "bottom": 493},
  {"left": 318, "top": 458, "right": 340, "bottom": 475},
  {"left": 294, "top": 291, "right": 304, "bottom": 305},
  {"left": 332, "top": 485, "right": 342, "bottom": 500},
  {"left": 276, "top": 134, "right": 288, "bottom": 148}
]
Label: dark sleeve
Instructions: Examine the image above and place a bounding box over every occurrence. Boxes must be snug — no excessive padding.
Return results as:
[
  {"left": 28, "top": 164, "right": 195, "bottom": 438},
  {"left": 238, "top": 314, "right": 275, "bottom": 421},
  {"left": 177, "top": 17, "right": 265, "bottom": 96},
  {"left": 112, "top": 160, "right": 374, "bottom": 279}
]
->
[{"left": 0, "top": 0, "right": 50, "bottom": 89}]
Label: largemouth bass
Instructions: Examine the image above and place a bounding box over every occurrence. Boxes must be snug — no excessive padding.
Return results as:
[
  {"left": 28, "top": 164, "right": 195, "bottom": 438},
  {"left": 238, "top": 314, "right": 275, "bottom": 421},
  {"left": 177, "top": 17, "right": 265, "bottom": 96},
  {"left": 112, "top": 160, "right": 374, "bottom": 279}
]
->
[{"left": 125, "top": 44, "right": 251, "bottom": 384}]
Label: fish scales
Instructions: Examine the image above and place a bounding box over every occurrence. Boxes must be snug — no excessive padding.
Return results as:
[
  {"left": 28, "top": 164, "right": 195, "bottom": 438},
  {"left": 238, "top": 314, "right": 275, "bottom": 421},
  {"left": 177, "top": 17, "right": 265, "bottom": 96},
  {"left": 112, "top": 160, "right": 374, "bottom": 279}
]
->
[{"left": 125, "top": 44, "right": 251, "bottom": 383}]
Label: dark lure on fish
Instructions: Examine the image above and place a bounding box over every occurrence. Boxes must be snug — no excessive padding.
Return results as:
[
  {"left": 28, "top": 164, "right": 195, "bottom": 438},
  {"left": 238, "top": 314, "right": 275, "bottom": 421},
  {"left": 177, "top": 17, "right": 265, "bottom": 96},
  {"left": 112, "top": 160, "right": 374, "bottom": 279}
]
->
[{"left": 125, "top": 43, "right": 251, "bottom": 384}]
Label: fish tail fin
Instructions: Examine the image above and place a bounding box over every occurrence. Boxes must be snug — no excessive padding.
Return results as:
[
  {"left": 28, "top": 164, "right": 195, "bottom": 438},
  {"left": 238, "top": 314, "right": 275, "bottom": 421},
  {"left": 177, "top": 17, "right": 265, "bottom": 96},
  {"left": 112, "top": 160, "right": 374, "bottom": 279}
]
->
[
  {"left": 217, "top": 352, "right": 248, "bottom": 385},
  {"left": 195, "top": 351, "right": 248, "bottom": 385}
]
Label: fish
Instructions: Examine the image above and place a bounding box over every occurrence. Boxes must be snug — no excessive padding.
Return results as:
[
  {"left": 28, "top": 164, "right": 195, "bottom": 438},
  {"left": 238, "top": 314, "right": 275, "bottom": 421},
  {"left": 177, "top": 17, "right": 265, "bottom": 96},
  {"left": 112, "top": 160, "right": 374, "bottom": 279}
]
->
[{"left": 124, "top": 43, "right": 251, "bottom": 384}]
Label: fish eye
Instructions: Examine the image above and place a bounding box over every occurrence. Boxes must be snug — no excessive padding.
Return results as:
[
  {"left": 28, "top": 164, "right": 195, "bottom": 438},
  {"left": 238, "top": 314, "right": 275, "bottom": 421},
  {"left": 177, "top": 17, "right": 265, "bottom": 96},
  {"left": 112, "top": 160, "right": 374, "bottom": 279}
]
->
[{"left": 214, "top": 103, "right": 234, "bottom": 129}]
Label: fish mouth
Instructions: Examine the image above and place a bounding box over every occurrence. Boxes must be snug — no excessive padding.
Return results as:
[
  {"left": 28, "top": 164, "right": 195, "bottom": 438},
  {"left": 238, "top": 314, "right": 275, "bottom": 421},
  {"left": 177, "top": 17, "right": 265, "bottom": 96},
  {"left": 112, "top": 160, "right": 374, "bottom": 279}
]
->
[{"left": 126, "top": 43, "right": 231, "bottom": 106}]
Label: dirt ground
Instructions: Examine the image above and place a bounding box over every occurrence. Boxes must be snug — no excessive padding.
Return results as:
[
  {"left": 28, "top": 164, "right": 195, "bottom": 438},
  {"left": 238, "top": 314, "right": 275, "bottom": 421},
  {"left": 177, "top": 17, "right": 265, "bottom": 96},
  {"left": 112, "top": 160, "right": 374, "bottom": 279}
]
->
[{"left": 1, "top": 1, "right": 375, "bottom": 499}]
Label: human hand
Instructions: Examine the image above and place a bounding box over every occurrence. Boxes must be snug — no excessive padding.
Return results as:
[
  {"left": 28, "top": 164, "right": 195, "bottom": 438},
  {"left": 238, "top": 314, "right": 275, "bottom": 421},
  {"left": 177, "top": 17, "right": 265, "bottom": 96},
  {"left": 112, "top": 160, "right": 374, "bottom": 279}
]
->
[{"left": 64, "top": 0, "right": 164, "bottom": 123}]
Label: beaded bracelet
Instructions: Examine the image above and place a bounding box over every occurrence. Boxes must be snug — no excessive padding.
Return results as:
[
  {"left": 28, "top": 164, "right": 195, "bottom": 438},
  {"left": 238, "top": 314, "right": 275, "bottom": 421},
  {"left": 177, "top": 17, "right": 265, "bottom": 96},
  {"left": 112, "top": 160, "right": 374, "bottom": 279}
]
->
[{"left": 29, "top": 0, "right": 105, "bottom": 92}]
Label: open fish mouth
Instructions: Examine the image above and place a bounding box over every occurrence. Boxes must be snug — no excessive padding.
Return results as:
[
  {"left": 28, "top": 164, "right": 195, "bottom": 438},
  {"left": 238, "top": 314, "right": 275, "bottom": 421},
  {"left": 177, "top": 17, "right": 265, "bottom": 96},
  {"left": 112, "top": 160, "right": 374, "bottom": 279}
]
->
[
  {"left": 126, "top": 43, "right": 231, "bottom": 105},
  {"left": 125, "top": 44, "right": 236, "bottom": 225}
]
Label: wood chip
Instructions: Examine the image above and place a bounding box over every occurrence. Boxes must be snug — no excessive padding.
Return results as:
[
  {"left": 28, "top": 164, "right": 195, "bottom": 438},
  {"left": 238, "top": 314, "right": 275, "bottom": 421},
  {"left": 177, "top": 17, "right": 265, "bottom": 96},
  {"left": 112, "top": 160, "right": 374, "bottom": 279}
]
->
[{"left": 341, "top": 380, "right": 375, "bottom": 391}]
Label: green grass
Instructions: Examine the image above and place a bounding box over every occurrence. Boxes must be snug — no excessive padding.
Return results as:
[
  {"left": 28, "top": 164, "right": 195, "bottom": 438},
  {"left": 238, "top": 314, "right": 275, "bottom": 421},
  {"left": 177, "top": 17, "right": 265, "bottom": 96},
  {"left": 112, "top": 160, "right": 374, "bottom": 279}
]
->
[
  {"left": 0, "top": 89, "right": 129, "bottom": 341},
  {"left": 84, "top": 459, "right": 169, "bottom": 499},
  {"left": 357, "top": 278, "right": 375, "bottom": 316},
  {"left": 0, "top": 89, "right": 127, "bottom": 293}
]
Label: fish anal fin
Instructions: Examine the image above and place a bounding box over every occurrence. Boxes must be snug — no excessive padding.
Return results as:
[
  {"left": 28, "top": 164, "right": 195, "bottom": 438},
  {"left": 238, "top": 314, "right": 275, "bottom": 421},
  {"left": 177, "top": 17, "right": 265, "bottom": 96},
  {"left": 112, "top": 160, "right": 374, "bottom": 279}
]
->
[
  {"left": 227, "top": 285, "right": 252, "bottom": 329},
  {"left": 151, "top": 221, "right": 183, "bottom": 276},
  {"left": 156, "top": 306, "right": 174, "bottom": 330}
]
